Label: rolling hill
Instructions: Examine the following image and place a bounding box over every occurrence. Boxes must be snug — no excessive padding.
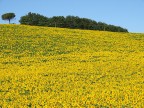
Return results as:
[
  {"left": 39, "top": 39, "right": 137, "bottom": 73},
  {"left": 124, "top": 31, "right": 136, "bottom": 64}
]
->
[{"left": 0, "top": 24, "right": 144, "bottom": 107}]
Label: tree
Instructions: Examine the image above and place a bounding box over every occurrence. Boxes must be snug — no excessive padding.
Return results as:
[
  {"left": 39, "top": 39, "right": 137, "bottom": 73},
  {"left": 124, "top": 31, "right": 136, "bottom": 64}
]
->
[
  {"left": 1, "top": 13, "right": 15, "bottom": 24},
  {"left": 19, "top": 12, "right": 128, "bottom": 32},
  {"left": 19, "top": 12, "right": 49, "bottom": 26},
  {"left": 51, "top": 16, "right": 65, "bottom": 27}
]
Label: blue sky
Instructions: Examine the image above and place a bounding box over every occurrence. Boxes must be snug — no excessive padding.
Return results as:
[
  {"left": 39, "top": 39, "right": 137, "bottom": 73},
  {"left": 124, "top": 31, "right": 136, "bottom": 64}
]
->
[{"left": 0, "top": 0, "right": 144, "bottom": 33}]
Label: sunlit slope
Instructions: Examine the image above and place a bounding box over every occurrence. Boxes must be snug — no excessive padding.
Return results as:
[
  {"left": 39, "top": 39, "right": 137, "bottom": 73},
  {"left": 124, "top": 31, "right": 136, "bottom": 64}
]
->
[
  {"left": 0, "top": 24, "right": 144, "bottom": 55},
  {"left": 0, "top": 24, "right": 144, "bottom": 107}
]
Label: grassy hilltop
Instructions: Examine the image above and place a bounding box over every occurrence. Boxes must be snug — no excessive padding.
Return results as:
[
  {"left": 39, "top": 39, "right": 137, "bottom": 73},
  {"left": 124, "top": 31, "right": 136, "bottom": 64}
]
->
[{"left": 0, "top": 24, "right": 144, "bottom": 107}]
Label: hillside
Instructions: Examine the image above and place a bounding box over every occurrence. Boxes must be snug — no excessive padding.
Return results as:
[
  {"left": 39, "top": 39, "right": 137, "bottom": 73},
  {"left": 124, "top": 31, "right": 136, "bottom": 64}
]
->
[{"left": 0, "top": 24, "right": 144, "bottom": 107}]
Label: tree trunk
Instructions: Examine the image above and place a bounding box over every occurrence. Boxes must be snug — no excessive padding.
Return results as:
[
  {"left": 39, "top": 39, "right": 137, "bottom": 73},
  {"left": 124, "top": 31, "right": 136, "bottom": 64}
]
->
[{"left": 8, "top": 19, "right": 10, "bottom": 24}]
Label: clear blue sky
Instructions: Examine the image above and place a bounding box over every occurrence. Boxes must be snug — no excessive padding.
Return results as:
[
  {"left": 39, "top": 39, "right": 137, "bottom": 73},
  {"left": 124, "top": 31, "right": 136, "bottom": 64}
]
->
[{"left": 0, "top": 0, "right": 144, "bottom": 33}]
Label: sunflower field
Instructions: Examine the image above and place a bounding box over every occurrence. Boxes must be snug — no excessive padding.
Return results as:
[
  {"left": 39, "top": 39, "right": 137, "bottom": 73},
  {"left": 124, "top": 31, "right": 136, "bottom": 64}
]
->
[{"left": 0, "top": 24, "right": 144, "bottom": 108}]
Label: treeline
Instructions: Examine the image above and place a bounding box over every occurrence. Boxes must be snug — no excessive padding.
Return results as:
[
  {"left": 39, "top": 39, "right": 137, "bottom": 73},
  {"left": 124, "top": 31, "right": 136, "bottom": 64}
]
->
[{"left": 19, "top": 12, "right": 128, "bottom": 32}]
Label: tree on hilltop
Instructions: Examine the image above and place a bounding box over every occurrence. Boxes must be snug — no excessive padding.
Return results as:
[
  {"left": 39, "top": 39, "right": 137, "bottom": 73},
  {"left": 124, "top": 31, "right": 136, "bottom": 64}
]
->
[
  {"left": 1, "top": 13, "right": 15, "bottom": 24},
  {"left": 19, "top": 12, "right": 128, "bottom": 32},
  {"left": 19, "top": 12, "right": 48, "bottom": 26}
]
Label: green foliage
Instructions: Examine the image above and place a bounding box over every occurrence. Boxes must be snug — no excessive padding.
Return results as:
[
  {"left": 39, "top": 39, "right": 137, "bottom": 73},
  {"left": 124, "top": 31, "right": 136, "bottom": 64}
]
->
[
  {"left": 1, "top": 13, "right": 15, "bottom": 24},
  {"left": 19, "top": 12, "right": 49, "bottom": 26},
  {"left": 19, "top": 12, "right": 128, "bottom": 32}
]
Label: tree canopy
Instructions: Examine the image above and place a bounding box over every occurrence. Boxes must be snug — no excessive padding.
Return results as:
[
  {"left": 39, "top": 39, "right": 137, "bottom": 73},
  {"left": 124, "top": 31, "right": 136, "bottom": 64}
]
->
[
  {"left": 19, "top": 12, "right": 128, "bottom": 32},
  {"left": 1, "top": 13, "right": 15, "bottom": 24}
]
